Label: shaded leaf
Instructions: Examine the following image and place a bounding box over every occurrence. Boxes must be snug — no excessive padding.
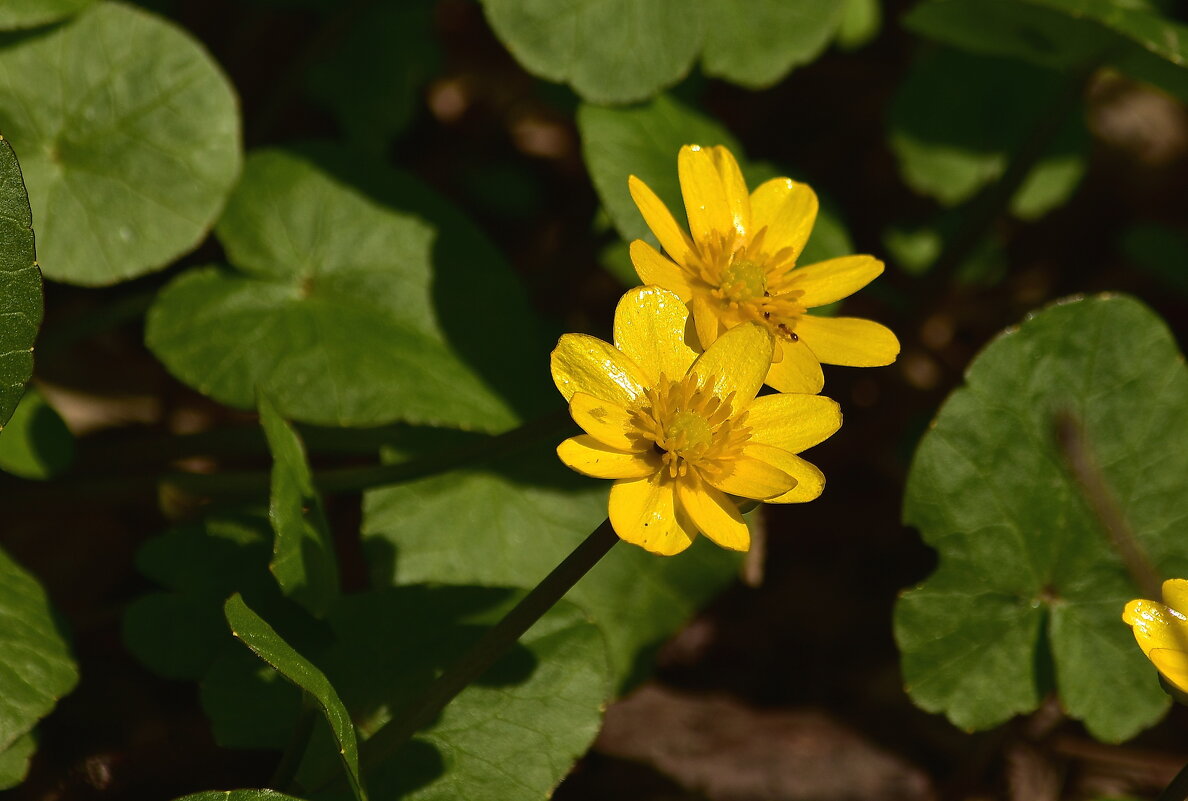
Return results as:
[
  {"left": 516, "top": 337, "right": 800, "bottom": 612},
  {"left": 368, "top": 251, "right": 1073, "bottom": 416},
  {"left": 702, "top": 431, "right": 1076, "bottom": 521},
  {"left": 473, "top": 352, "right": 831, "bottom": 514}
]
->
[
  {"left": 361, "top": 430, "right": 741, "bottom": 688},
  {"left": 890, "top": 48, "right": 1087, "bottom": 219},
  {"left": 0, "top": 135, "right": 38, "bottom": 429},
  {"left": 895, "top": 295, "right": 1188, "bottom": 741},
  {"left": 260, "top": 394, "right": 339, "bottom": 617},
  {"left": 700, "top": 0, "right": 845, "bottom": 88},
  {"left": 146, "top": 146, "right": 549, "bottom": 429},
  {"left": 1121, "top": 223, "right": 1188, "bottom": 296},
  {"left": 171, "top": 791, "right": 307, "bottom": 801},
  {"left": 0, "top": 732, "right": 34, "bottom": 791},
  {"left": 0, "top": 2, "right": 241, "bottom": 285},
  {"left": 0, "top": 0, "right": 93, "bottom": 29},
  {"left": 837, "top": 0, "right": 883, "bottom": 50},
  {"left": 225, "top": 594, "right": 368, "bottom": 801},
  {"left": 0, "top": 388, "right": 73, "bottom": 479}
]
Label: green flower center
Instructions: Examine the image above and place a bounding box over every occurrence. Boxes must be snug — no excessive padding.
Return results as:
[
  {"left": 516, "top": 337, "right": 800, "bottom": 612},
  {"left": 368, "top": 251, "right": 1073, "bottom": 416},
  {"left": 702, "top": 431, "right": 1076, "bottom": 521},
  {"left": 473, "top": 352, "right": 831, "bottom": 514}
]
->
[
  {"left": 719, "top": 259, "right": 767, "bottom": 302},
  {"left": 664, "top": 410, "right": 714, "bottom": 456}
]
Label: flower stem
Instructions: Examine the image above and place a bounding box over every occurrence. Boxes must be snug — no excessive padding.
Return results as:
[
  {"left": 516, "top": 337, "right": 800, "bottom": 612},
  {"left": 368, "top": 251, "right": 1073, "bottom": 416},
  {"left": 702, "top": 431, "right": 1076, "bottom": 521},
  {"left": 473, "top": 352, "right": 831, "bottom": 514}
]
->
[{"left": 1156, "top": 760, "right": 1188, "bottom": 801}]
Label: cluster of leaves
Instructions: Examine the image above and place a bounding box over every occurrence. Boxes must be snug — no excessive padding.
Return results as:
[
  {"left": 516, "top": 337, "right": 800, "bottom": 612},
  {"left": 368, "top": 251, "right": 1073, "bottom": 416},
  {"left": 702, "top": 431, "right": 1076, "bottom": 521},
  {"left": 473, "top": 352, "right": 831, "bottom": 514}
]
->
[{"left": 2, "top": 0, "right": 1188, "bottom": 798}]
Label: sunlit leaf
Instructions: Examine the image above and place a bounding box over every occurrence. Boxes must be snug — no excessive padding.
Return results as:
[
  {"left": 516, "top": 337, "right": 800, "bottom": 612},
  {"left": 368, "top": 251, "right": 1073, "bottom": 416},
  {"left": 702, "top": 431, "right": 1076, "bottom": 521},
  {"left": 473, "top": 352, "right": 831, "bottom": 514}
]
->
[
  {"left": 0, "top": 388, "right": 73, "bottom": 479},
  {"left": 146, "top": 146, "right": 549, "bottom": 429},
  {"left": 0, "top": 732, "right": 33, "bottom": 791},
  {"left": 171, "top": 791, "right": 306, "bottom": 801},
  {"left": 225, "top": 594, "right": 368, "bottom": 801},
  {"left": 0, "top": 2, "right": 241, "bottom": 285},
  {"left": 895, "top": 295, "right": 1188, "bottom": 741},
  {"left": 0, "top": 134, "right": 38, "bottom": 430},
  {"left": 700, "top": 0, "right": 844, "bottom": 87},
  {"left": 890, "top": 48, "right": 1087, "bottom": 219},
  {"left": 837, "top": 0, "right": 883, "bottom": 50},
  {"left": 260, "top": 394, "right": 339, "bottom": 617}
]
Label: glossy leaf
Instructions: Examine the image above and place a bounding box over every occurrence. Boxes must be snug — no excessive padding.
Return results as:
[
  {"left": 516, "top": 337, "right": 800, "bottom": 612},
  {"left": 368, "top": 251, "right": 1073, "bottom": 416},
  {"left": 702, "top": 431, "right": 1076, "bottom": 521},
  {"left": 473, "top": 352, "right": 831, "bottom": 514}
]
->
[
  {"left": 0, "top": 546, "right": 78, "bottom": 784},
  {"left": 0, "top": 733, "right": 34, "bottom": 791},
  {"left": 0, "top": 2, "right": 241, "bottom": 285},
  {"left": 146, "top": 146, "right": 548, "bottom": 429},
  {"left": 700, "top": 1, "right": 845, "bottom": 88},
  {"left": 890, "top": 48, "right": 1087, "bottom": 219},
  {"left": 0, "top": 135, "right": 38, "bottom": 429},
  {"left": 0, "top": 388, "right": 73, "bottom": 480},
  {"left": 260, "top": 394, "right": 339, "bottom": 617},
  {"left": 0, "top": 0, "right": 93, "bottom": 29},
  {"left": 362, "top": 430, "right": 742, "bottom": 687},
  {"left": 225, "top": 594, "right": 368, "bottom": 801},
  {"left": 895, "top": 295, "right": 1188, "bottom": 741},
  {"left": 172, "top": 791, "right": 306, "bottom": 801},
  {"left": 904, "top": 0, "right": 1188, "bottom": 102}
]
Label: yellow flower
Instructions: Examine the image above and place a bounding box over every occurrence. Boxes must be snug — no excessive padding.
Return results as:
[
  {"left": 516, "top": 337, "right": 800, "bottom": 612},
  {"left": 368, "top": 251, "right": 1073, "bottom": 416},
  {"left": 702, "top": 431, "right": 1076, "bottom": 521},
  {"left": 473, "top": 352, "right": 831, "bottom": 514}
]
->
[
  {"left": 551, "top": 285, "right": 842, "bottom": 556},
  {"left": 1123, "top": 579, "right": 1188, "bottom": 696},
  {"left": 627, "top": 144, "right": 900, "bottom": 394}
]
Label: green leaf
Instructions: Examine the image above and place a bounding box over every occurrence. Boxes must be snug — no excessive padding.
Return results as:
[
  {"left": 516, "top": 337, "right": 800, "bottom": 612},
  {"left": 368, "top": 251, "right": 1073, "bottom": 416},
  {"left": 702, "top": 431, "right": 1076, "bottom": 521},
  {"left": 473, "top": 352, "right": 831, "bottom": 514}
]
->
[
  {"left": 361, "top": 431, "right": 741, "bottom": 688},
  {"left": 146, "top": 146, "right": 547, "bottom": 429},
  {"left": 579, "top": 94, "right": 856, "bottom": 276},
  {"left": 904, "top": 0, "right": 1188, "bottom": 102},
  {"left": 0, "top": 2, "right": 241, "bottom": 285},
  {"left": 0, "top": 546, "right": 78, "bottom": 778},
  {"left": 171, "top": 792, "right": 307, "bottom": 801},
  {"left": 225, "top": 593, "right": 368, "bottom": 801},
  {"left": 0, "top": 732, "right": 34, "bottom": 791},
  {"left": 895, "top": 294, "right": 1188, "bottom": 741},
  {"left": 889, "top": 48, "right": 1087, "bottom": 219},
  {"left": 0, "top": 135, "right": 39, "bottom": 430},
  {"left": 480, "top": 0, "right": 701, "bottom": 104},
  {"left": 699, "top": 0, "right": 845, "bottom": 88},
  {"left": 0, "top": 0, "right": 93, "bottom": 30},
  {"left": 305, "top": 1, "right": 439, "bottom": 153},
  {"left": 837, "top": 0, "right": 883, "bottom": 50},
  {"left": 260, "top": 394, "right": 339, "bottom": 617},
  {"left": 0, "top": 388, "right": 73, "bottom": 479}
]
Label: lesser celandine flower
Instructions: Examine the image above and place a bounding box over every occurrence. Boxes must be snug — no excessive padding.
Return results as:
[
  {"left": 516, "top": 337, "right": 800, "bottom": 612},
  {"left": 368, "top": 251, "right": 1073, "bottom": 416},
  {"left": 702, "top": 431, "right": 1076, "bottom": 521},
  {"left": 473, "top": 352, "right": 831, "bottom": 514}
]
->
[
  {"left": 628, "top": 144, "right": 899, "bottom": 394},
  {"left": 551, "top": 285, "right": 842, "bottom": 556},
  {"left": 1123, "top": 579, "right": 1188, "bottom": 696}
]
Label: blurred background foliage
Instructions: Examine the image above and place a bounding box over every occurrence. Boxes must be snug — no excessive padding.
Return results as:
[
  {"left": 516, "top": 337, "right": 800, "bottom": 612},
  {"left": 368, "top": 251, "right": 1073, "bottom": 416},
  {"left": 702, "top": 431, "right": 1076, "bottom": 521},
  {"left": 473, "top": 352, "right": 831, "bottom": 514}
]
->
[{"left": 3, "top": 0, "right": 1188, "bottom": 799}]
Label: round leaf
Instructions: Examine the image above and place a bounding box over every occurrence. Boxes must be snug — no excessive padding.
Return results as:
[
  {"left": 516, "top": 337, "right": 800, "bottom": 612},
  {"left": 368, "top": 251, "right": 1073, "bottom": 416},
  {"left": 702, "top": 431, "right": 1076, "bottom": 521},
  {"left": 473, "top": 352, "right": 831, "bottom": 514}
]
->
[
  {"left": 700, "top": 0, "right": 845, "bottom": 88},
  {"left": 0, "top": 2, "right": 242, "bottom": 285},
  {"left": 0, "top": 0, "right": 93, "bottom": 30},
  {"left": 0, "top": 388, "right": 73, "bottom": 479},
  {"left": 0, "top": 135, "right": 39, "bottom": 428}
]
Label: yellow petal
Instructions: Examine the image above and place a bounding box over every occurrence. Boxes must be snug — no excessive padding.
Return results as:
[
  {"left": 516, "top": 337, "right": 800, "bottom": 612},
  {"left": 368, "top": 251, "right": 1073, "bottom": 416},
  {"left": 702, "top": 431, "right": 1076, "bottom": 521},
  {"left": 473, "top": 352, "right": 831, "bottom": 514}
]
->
[
  {"left": 628, "top": 175, "right": 696, "bottom": 266},
  {"left": 703, "top": 449, "right": 796, "bottom": 500},
  {"left": 609, "top": 472, "right": 698, "bottom": 556},
  {"left": 557, "top": 435, "right": 656, "bottom": 479},
  {"left": 1162, "top": 579, "right": 1188, "bottom": 615},
  {"left": 569, "top": 393, "right": 640, "bottom": 451},
  {"left": 676, "top": 471, "right": 750, "bottom": 551},
  {"left": 613, "top": 285, "right": 698, "bottom": 385},
  {"left": 691, "top": 293, "right": 721, "bottom": 348},
  {"left": 551, "top": 333, "right": 647, "bottom": 405},
  {"left": 749, "top": 177, "right": 818, "bottom": 263},
  {"left": 794, "top": 315, "right": 900, "bottom": 367},
  {"left": 745, "top": 393, "right": 842, "bottom": 454},
  {"left": 679, "top": 144, "right": 734, "bottom": 246},
  {"left": 764, "top": 336, "right": 824, "bottom": 394},
  {"left": 1124, "top": 599, "right": 1188, "bottom": 658},
  {"left": 788, "top": 255, "right": 884, "bottom": 308},
  {"left": 688, "top": 322, "right": 773, "bottom": 411},
  {"left": 1150, "top": 649, "right": 1188, "bottom": 694},
  {"left": 710, "top": 145, "right": 750, "bottom": 236},
  {"left": 629, "top": 240, "right": 694, "bottom": 300},
  {"left": 752, "top": 448, "right": 825, "bottom": 503}
]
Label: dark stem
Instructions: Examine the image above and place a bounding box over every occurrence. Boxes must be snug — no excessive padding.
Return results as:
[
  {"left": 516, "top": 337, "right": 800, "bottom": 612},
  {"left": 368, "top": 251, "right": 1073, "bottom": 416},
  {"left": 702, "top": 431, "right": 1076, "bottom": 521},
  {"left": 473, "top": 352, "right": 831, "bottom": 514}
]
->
[
  {"left": 272, "top": 696, "right": 317, "bottom": 791},
  {"left": 1156, "top": 760, "right": 1188, "bottom": 801}
]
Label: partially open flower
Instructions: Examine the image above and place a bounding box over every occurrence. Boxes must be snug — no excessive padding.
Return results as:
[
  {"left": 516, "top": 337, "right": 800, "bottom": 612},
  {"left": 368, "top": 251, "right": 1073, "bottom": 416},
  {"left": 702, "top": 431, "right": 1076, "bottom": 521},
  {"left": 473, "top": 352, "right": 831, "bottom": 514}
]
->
[
  {"left": 628, "top": 144, "right": 899, "bottom": 394},
  {"left": 551, "top": 285, "right": 842, "bottom": 556},
  {"left": 1123, "top": 579, "right": 1188, "bottom": 697}
]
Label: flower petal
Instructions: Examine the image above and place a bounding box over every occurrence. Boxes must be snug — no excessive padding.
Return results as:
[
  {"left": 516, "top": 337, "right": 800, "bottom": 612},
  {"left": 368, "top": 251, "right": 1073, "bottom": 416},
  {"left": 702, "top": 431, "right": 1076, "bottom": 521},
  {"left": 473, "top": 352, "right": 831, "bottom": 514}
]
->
[
  {"left": 745, "top": 393, "right": 842, "bottom": 454},
  {"left": 703, "top": 449, "right": 796, "bottom": 500},
  {"left": 751, "top": 448, "right": 826, "bottom": 503},
  {"left": 749, "top": 177, "right": 818, "bottom": 263},
  {"left": 688, "top": 322, "right": 773, "bottom": 411},
  {"left": 1124, "top": 599, "right": 1188, "bottom": 658},
  {"left": 613, "top": 285, "right": 698, "bottom": 385},
  {"left": 629, "top": 240, "right": 693, "bottom": 300},
  {"left": 710, "top": 145, "right": 750, "bottom": 236},
  {"left": 609, "top": 472, "right": 698, "bottom": 555},
  {"left": 1162, "top": 579, "right": 1188, "bottom": 615},
  {"left": 764, "top": 337, "right": 824, "bottom": 394},
  {"left": 679, "top": 144, "right": 734, "bottom": 247},
  {"left": 558, "top": 435, "right": 656, "bottom": 479},
  {"left": 676, "top": 471, "right": 750, "bottom": 551},
  {"left": 788, "top": 255, "right": 884, "bottom": 308},
  {"left": 794, "top": 315, "right": 900, "bottom": 367},
  {"left": 569, "top": 393, "right": 641, "bottom": 451},
  {"left": 1150, "top": 649, "right": 1188, "bottom": 694},
  {"left": 691, "top": 293, "right": 721, "bottom": 348},
  {"left": 628, "top": 175, "right": 697, "bottom": 266},
  {"left": 551, "top": 333, "right": 647, "bottom": 405}
]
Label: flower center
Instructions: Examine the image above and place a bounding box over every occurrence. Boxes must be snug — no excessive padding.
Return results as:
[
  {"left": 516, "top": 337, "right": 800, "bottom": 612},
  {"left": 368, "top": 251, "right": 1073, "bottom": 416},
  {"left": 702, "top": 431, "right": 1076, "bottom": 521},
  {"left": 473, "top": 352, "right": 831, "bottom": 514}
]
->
[
  {"left": 631, "top": 373, "right": 751, "bottom": 479},
  {"left": 718, "top": 259, "right": 767, "bottom": 302}
]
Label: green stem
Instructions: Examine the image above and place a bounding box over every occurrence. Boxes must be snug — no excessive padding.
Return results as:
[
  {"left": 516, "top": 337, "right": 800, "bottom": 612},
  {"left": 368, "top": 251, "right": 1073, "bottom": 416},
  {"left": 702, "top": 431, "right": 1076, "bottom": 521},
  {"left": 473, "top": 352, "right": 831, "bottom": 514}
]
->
[
  {"left": 1156, "top": 760, "right": 1188, "bottom": 801},
  {"left": 311, "top": 520, "right": 619, "bottom": 794}
]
